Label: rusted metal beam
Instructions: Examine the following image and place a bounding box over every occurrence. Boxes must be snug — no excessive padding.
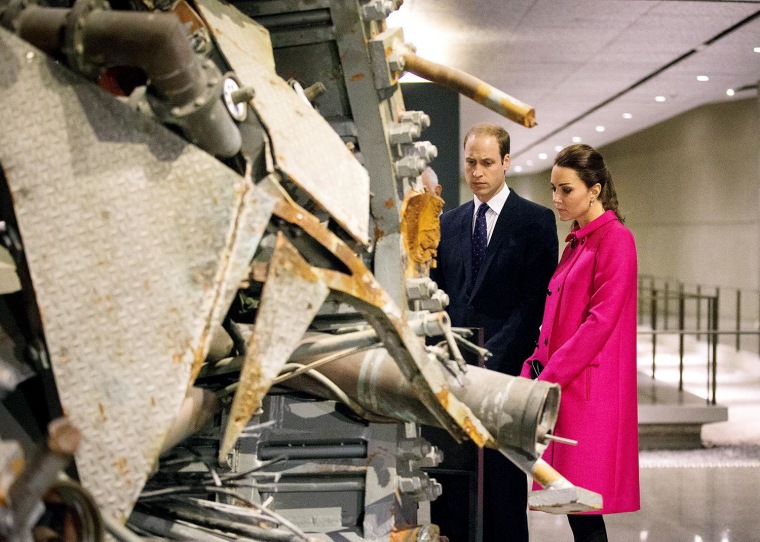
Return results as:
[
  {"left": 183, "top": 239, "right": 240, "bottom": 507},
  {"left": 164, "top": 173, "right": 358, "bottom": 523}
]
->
[{"left": 262, "top": 179, "right": 494, "bottom": 448}]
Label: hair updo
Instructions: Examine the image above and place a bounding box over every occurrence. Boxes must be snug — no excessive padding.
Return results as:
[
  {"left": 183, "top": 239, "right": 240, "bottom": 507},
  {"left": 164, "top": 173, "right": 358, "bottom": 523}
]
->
[{"left": 555, "top": 144, "right": 624, "bottom": 223}]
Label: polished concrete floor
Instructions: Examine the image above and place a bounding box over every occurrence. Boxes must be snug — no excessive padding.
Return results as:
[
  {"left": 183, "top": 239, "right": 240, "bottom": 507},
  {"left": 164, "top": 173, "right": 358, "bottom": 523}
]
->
[
  {"left": 527, "top": 332, "right": 760, "bottom": 542},
  {"left": 528, "top": 449, "right": 760, "bottom": 541}
]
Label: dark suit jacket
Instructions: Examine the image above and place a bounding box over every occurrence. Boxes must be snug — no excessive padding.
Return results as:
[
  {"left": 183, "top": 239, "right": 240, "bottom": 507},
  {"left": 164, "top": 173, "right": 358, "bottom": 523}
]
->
[{"left": 431, "top": 188, "right": 558, "bottom": 376}]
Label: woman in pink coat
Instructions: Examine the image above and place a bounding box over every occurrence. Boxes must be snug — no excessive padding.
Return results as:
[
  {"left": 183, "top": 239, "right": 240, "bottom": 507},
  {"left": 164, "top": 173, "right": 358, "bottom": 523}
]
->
[{"left": 520, "top": 144, "right": 640, "bottom": 542}]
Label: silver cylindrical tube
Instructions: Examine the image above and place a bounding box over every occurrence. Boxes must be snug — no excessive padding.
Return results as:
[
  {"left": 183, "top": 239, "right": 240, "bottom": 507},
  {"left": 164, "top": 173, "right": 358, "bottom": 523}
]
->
[{"left": 282, "top": 346, "right": 559, "bottom": 458}]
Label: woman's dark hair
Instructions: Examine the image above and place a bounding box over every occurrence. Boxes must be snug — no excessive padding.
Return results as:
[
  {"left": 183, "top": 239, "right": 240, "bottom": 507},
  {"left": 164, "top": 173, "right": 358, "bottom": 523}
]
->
[{"left": 554, "top": 144, "right": 624, "bottom": 223}]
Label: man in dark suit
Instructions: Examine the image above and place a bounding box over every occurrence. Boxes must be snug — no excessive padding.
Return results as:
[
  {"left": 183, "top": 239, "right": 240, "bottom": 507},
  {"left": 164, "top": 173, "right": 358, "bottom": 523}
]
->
[{"left": 431, "top": 123, "right": 558, "bottom": 541}]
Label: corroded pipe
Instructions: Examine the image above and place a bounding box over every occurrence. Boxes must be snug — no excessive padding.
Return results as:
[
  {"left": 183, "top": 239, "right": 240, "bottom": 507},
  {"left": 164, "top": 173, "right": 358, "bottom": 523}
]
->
[
  {"left": 281, "top": 346, "right": 559, "bottom": 459},
  {"left": 8, "top": 418, "right": 81, "bottom": 532},
  {"left": 160, "top": 387, "right": 220, "bottom": 455},
  {"left": 401, "top": 51, "right": 537, "bottom": 128},
  {"left": 3, "top": 0, "right": 242, "bottom": 157}
]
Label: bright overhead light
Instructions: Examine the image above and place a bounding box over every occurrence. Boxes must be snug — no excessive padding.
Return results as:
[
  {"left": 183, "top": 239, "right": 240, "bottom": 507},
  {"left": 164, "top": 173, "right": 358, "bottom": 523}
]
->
[
  {"left": 572, "top": 136, "right": 582, "bottom": 143},
  {"left": 622, "top": 113, "right": 632, "bottom": 119},
  {"left": 655, "top": 95, "right": 666, "bottom": 102},
  {"left": 697, "top": 75, "right": 709, "bottom": 82},
  {"left": 754, "top": 47, "right": 760, "bottom": 53},
  {"left": 514, "top": 165, "right": 523, "bottom": 173},
  {"left": 726, "top": 88, "right": 735, "bottom": 96},
  {"left": 595, "top": 125, "right": 605, "bottom": 132},
  {"left": 554, "top": 145, "right": 563, "bottom": 152},
  {"left": 538, "top": 152, "right": 548, "bottom": 160}
]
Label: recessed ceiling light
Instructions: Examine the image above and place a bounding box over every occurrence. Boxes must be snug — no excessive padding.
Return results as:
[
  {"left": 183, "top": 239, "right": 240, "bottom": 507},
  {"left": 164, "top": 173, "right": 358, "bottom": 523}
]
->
[
  {"left": 526, "top": 160, "right": 534, "bottom": 166},
  {"left": 572, "top": 136, "right": 582, "bottom": 143},
  {"left": 655, "top": 96, "right": 666, "bottom": 102},
  {"left": 538, "top": 152, "right": 548, "bottom": 160},
  {"left": 754, "top": 47, "right": 760, "bottom": 53},
  {"left": 726, "top": 88, "right": 735, "bottom": 96},
  {"left": 595, "top": 125, "right": 605, "bottom": 132},
  {"left": 554, "top": 145, "right": 563, "bottom": 152},
  {"left": 514, "top": 165, "right": 523, "bottom": 173},
  {"left": 622, "top": 113, "right": 632, "bottom": 119},
  {"left": 697, "top": 75, "right": 709, "bottom": 82}
]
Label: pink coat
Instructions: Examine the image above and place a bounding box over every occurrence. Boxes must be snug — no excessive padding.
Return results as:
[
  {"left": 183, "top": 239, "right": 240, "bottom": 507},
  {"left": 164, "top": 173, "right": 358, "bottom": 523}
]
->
[{"left": 520, "top": 210, "right": 640, "bottom": 514}]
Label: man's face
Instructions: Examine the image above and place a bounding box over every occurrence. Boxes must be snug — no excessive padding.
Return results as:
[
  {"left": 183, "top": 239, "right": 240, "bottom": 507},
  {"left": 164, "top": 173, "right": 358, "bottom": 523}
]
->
[{"left": 464, "top": 134, "right": 509, "bottom": 203}]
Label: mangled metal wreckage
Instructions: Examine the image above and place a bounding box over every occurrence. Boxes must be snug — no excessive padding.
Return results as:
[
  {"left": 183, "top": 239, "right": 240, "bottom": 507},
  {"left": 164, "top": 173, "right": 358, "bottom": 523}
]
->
[{"left": 0, "top": 0, "right": 601, "bottom": 539}]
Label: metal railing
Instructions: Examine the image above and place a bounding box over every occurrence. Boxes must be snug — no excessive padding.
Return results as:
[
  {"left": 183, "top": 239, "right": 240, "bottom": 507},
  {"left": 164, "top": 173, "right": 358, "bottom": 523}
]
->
[{"left": 637, "top": 275, "right": 760, "bottom": 405}]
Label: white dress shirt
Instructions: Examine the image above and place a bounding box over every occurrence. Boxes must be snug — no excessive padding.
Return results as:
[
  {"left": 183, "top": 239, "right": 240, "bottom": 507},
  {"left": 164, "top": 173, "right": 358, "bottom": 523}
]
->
[{"left": 472, "top": 184, "right": 510, "bottom": 245}]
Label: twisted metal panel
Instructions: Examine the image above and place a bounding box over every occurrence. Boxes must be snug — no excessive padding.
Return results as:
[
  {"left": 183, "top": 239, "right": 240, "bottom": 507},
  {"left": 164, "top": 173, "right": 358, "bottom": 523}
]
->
[{"left": 195, "top": 0, "right": 371, "bottom": 246}]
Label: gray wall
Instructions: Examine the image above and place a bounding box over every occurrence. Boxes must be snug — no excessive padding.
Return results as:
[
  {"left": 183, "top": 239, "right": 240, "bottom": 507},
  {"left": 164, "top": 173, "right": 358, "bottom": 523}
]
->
[
  {"left": 507, "top": 97, "right": 760, "bottom": 292},
  {"left": 401, "top": 83, "right": 461, "bottom": 214}
]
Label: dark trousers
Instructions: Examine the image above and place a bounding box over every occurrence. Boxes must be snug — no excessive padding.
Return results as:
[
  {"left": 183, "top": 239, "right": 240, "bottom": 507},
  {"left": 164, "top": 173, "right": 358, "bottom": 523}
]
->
[
  {"left": 568, "top": 514, "right": 608, "bottom": 542},
  {"left": 482, "top": 447, "right": 529, "bottom": 542}
]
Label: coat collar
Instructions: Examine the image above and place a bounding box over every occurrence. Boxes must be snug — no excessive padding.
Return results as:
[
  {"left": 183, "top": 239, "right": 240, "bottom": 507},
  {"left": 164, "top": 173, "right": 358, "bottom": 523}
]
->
[{"left": 565, "top": 210, "right": 618, "bottom": 244}]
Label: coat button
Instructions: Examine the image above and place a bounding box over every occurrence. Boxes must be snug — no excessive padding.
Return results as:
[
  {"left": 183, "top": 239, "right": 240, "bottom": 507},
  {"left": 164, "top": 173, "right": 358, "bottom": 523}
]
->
[
  {"left": 547, "top": 288, "right": 552, "bottom": 296},
  {"left": 581, "top": 238, "right": 585, "bottom": 245},
  {"left": 544, "top": 338, "right": 548, "bottom": 346}
]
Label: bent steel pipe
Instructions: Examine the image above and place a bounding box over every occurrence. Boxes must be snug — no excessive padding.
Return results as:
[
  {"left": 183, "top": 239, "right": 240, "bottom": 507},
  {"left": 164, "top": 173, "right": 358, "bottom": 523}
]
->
[
  {"left": 3, "top": 0, "right": 242, "bottom": 158},
  {"left": 281, "top": 346, "right": 560, "bottom": 459}
]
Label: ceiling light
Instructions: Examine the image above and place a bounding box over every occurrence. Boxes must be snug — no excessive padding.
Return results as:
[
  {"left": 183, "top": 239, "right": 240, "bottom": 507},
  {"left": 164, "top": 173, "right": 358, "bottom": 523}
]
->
[
  {"left": 538, "top": 152, "right": 548, "bottom": 160},
  {"left": 526, "top": 160, "right": 534, "bottom": 166},
  {"left": 572, "top": 136, "right": 582, "bottom": 143},
  {"left": 655, "top": 96, "right": 666, "bottom": 102},
  {"left": 622, "top": 113, "right": 632, "bottom": 119},
  {"left": 595, "top": 125, "right": 605, "bottom": 132},
  {"left": 754, "top": 47, "right": 760, "bottom": 53},
  {"left": 726, "top": 88, "right": 735, "bottom": 96},
  {"left": 514, "top": 165, "right": 523, "bottom": 173},
  {"left": 554, "top": 145, "right": 563, "bottom": 152},
  {"left": 697, "top": 75, "right": 709, "bottom": 82}
]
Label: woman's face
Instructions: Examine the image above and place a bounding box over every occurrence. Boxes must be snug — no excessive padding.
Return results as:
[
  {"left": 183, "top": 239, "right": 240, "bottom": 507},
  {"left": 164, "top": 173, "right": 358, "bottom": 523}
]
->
[{"left": 550, "top": 165, "right": 600, "bottom": 226}]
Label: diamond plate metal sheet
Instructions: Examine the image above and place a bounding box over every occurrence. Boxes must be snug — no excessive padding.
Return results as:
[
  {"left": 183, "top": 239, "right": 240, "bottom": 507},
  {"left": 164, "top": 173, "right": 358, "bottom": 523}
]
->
[
  {"left": 195, "top": 0, "right": 371, "bottom": 246},
  {"left": 0, "top": 30, "right": 273, "bottom": 523}
]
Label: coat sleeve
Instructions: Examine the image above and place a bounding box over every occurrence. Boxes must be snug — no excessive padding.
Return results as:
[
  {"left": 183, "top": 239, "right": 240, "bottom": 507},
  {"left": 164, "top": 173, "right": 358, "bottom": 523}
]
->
[
  {"left": 538, "top": 227, "right": 637, "bottom": 388},
  {"left": 484, "top": 206, "right": 558, "bottom": 374}
]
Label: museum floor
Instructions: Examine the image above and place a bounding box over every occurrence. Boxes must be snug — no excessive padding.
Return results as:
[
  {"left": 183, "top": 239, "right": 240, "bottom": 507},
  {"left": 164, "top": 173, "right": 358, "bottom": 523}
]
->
[{"left": 527, "top": 332, "right": 760, "bottom": 542}]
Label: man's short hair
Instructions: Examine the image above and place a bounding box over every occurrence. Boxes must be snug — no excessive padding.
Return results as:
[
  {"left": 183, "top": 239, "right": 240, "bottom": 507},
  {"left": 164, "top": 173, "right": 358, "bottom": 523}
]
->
[{"left": 463, "top": 123, "right": 511, "bottom": 158}]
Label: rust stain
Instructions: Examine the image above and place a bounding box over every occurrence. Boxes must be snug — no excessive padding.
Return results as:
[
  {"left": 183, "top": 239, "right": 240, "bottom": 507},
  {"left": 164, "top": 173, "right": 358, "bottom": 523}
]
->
[
  {"left": 435, "top": 389, "right": 450, "bottom": 408},
  {"left": 113, "top": 457, "right": 129, "bottom": 476},
  {"left": 390, "top": 524, "right": 439, "bottom": 542},
  {"left": 351, "top": 73, "right": 365, "bottom": 82},
  {"left": 10, "top": 456, "right": 24, "bottom": 476},
  {"left": 460, "top": 417, "right": 488, "bottom": 448},
  {"left": 98, "top": 402, "right": 106, "bottom": 420},
  {"left": 365, "top": 450, "right": 382, "bottom": 465},
  {"left": 150, "top": 397, "right": 156, "bottom": 407}
]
